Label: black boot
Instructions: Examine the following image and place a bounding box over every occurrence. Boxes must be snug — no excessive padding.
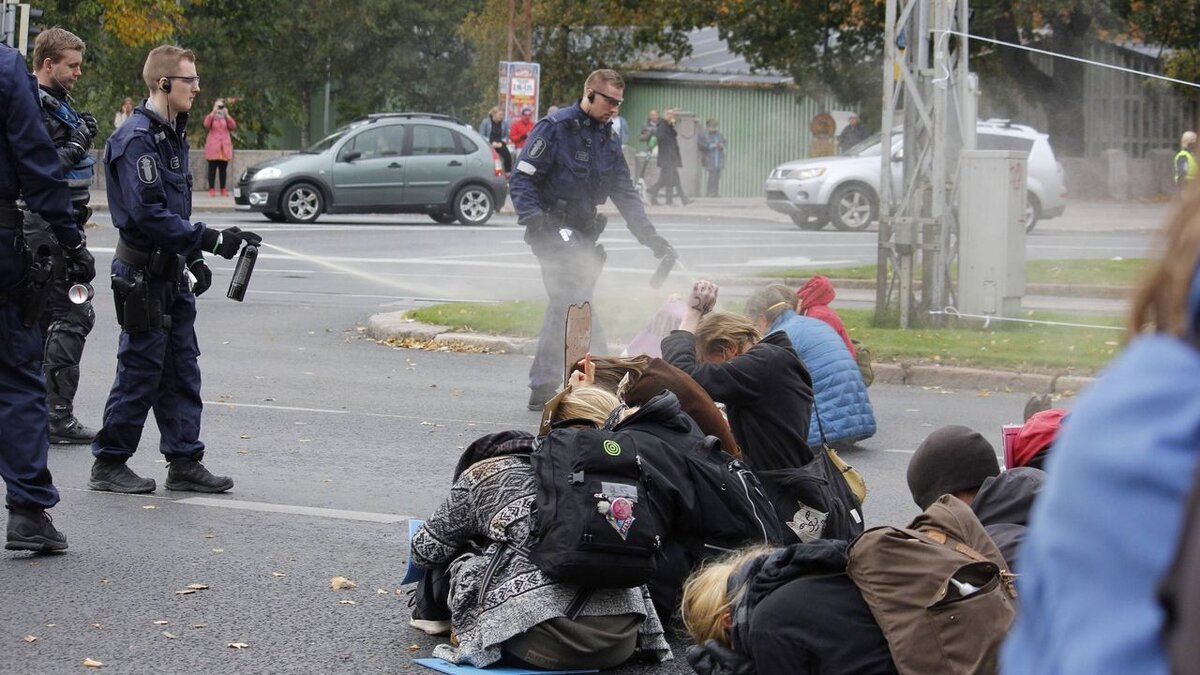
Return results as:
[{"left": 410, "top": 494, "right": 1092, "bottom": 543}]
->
[
  {"left": 165, "top": 458, "right": 233, "bottom": 493},
  {"left": 527, "top": 383, "right": 559, "bottom": 411},
  {"left": 6, "top": 507, "right": 68, "bottom": 552},
  {"left": 49, "top": 414, "right": 97, "bottom": 445},
  {"left": 89, "top": 458, "right": 157, "bottom": 494}
]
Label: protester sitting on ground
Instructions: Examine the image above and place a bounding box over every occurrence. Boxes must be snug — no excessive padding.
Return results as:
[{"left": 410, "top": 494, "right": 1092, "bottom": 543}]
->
[
  {"left": 661, "top": 280, "right": 815, "bottom": 473},
  {"left": 681, "top": 543, "right": 898, "bottom": 675},
  {"left": 746, "top": 284, "right": 875, "bottom": 449},
  {"left": 796, "top": 275, "right": 857, "bottom": 357},
  {"left": 409, "top": 417, "right": 672, "bottom": 669},
  {"left": 1002, "top": 190, "right": 1200, "bottom": 674},
  {"left": 907, "top": 425, "right": 1044, "bottom": 571},
  {"left": 1010, "top": 408, "right": 1066, "bottom": 470}
]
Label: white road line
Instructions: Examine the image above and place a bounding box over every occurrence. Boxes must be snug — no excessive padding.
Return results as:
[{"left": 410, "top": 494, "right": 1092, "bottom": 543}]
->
[
  {"left": 175, "top": 497, "right": 412, "bottom": 524},
  {"left": 204, "top": 399, "right": 535, "bottom": 429}
]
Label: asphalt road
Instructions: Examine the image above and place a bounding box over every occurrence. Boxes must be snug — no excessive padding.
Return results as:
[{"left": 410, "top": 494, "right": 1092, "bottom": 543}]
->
[{"left": 1, "top": 207, "right": 1154, "bottom": 673}]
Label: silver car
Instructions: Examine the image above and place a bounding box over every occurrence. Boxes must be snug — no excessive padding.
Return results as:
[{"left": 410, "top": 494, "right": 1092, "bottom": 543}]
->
[
  {"left": 234, "top": 113, "right": 508, "bottom": 225},
  {"left": 765, "top": 120, "right": 1067, "bottom": 232}
]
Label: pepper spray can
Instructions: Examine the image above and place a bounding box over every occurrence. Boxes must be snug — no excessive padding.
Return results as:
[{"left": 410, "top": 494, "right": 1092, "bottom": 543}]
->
[{"left": 226, "top": 244, "right": 258, "bottom": 302}]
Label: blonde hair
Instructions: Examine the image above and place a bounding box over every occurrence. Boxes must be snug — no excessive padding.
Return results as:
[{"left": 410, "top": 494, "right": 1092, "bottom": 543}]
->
[
  {"left": 584, "top": 69, "right": 624, "bottom": 92},
  {"left": 142, "top": 45, "right": 196, "bottom": 91},
  {"left": 553, "top": 385, "right": 619, "bottom": 427},
  {"left": 681, "top": 546, "right": 774, "bottom": 647},
  {"left": 1182, "top": 131, "right": 1197, "bottom": 150},
  {"left": 572, "top": 355, "right": 649, "bottom": 395},
  {"left": 32, "top": 27, "right": 84, "bottom": 69},
  {"left": 744, "top": 284, "right": 795, "bottom": 325},
  {"left": 1130, "top": 187, "right": 1200, "bottom": 343},
  {"left": 695, "top": 312, "right": 761, "bottom": 360}
]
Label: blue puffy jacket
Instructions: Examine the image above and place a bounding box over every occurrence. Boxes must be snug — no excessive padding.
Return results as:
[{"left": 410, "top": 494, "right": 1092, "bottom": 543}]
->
[{"left": 769, "top": 310, "right": 875, "bottom": 446}]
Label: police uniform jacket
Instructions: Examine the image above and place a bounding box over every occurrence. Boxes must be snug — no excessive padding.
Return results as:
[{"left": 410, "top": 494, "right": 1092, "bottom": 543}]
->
[
  {"left": 104, "top": 102, "right": 206, "bottom": 255},
  {"left": 0, "top": 45, "right": 76, "bottom": 290},
  {"left": 510, "top": 102, "right": 658, "bottom": 246},
  {"left": 37, "top": 84, "right": 95, "bottom": 195}
]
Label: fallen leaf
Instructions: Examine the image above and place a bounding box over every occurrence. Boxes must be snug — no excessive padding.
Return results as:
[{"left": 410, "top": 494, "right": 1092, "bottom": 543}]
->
[
  {"left": 45, "top": 624, "right": 55, "bottom": 627},
  {"left": 187, "top": 584, "right": 209, "bottom": 590},
  {"left": 83, "top": 658, "right": 103, "bottom": 667},
  {"left": 271, "top": 572, "right": 285, "bottom": 578},
  {"left": 91, "top": 623, "right": 102, "bottom": 629},
  {"left": 22, "top": 635, "right": 37, "bottom": 643},
  {"left": 376, "top": 589, "right": 387, "bottom": 595},
  {"left": 338, "top": 600, "right": 357, "bottom": 605},
  {"left": 204, "top": 534, "right": 215, "bottom": 539},
  {"left": 192, "top": 624, "right": 206, "bottom": 629},
  {"left": 152, "top": 620, "right": 169, "bottom": 626},
  {"left": 143, "top": 505, "right": 157, "bottom": 510},
  {"left": 330, "top": 576, "right": 357, "bottom": 590},
  {"left": 162, "top": 631, "right": 177, "bottom": 640},
  {"left": 211, "top": 548, "right": 224, "bottom": 553},
  {"left": 174, "top": 589, "right": 196, "bottom": 595},
  {"left": 407, "top": 644, "right": 420, "bottom": 652},
  {"left": 239, "top": 435, "right": 251, "bottom": 439},
  {"left": 227, "top": 642, "right": 249, "bottom": 650}
]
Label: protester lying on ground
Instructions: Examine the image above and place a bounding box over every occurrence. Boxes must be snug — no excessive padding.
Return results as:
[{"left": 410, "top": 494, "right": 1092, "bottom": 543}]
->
[
  {"left": 1002, "top": 191, "right": 1200, "bottom": 675},
  {"left": 409, "top": 421, "right": 671, "bottom": 669},
  {"left": 747, "top": 283, "right": 875, "bottom": 449},
  {"left": 1009, "top": 408, "right": 1066, "bottom": 470},
  {"left": 796, "top": 275, "right": 857, "bottom": 357},
  {"left": 907, "top": 424, "right": 1045, "bottom": 572},
  {"left": 661, "top": 280, "right": 815, "bottom": 473},
  {"left": 681, "top": 543, "right": 898, "bottom": 675}
]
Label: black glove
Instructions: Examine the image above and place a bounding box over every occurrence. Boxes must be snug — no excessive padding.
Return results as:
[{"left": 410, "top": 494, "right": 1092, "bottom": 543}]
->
[
  {"left": 74, "top": 204, "right": 93, "bottom": 226},
  {"left": 186, "top": 253, "right": 212, "bottom": 296},
  {"left": 645, "top": 233, "right": 675, "bottom": 260},
  {"left": 199, "top": 225, "right": 262, "bottom": 259},
  {"left": 66, "top": 124, "right": 92, "bottom": 154},
  {"left": 62, "top": 241, "right": 95, "bottom": 284},
  {"left": 79, "top": 113, "right": 98, "bottom": 139},
  {"left": 521, "top": 213, "right": 555, "bottom": 246}
]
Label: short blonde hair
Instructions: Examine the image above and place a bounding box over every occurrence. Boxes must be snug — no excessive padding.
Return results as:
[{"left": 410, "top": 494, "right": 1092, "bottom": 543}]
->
[
  {"left": 1183, "top": 131, "right": 1197, "bottom": 149},
  {"left": 584, "top": 69, "right": 624, "bottom": 93},
  {"left": 142, "top": 45, "right": 196, "bottom": 91},
  {"left": 695, "top": 312, "right": 760, "bottom": 360},
  {"left": 681, "top": 546, "right": 774, "bottom": 647},
  {"left": 32, "top": 27, "right": 84, "bottom": 70},
  {"left": 554, "top": 385, "right": 619, "bottom": 427}
]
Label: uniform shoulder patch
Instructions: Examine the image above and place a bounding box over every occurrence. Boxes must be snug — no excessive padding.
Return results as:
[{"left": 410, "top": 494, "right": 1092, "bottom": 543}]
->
[
  {"left": 527, "top": 137, "right": 547, "bottom": 159},
  {"left": 136, "top": 155, "right": 159, "bottom": 185}
]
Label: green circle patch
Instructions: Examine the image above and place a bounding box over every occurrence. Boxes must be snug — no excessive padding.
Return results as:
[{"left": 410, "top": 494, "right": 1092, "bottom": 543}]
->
[{"left": 603, "top": 440, "right": 621, "bottom": 457}]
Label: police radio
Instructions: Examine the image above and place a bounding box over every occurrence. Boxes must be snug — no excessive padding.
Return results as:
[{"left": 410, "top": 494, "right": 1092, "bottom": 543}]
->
[{"left": 226, "top": 244, "right": 258, "bottom": 302}]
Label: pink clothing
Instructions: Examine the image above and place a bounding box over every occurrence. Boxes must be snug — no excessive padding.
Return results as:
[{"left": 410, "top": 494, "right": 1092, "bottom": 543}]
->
[
  {"left": 203, "top": 112, "right": 236, "bottom": 161},
  {"left": 796, "top": 275, "right": 857, "bottom": 357}
]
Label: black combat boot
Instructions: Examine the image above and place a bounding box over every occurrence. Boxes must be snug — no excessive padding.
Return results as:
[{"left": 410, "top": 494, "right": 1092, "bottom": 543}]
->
[
  {"left": 165, "top": 458, "right": 233, "bottom": 493},
  {"left": 89, "top": 458, "right": 157, "bottom": 494},
  {"left": 6, "top": 507, "right": 68, "bottom": 552},
  {"left": 49, "top": 414, "right": 97, "bottom": 445}
]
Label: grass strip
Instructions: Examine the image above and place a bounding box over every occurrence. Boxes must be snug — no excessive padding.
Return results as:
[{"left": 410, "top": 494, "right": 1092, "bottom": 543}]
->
[{"left": 761, "top": 258, "right": 1149, "bottom": 287}]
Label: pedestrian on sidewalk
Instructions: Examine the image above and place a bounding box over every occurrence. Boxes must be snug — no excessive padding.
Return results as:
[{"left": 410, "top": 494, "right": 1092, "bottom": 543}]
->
[
  {"left": 508, "top": 107, "right": 535, "bottom": 152},
  {"left": 113, "top": 97, "right": 133, "bottom": 129},
  {"left": 479, "top": 107, "right": 512, "bottom": 174},
  {"left": 1175, "top": 130, "right": 1197, "bottom": 191},
  {"left": 509, "top": 68, "right": 676, "bottom": 410},
  {"left": 648, "top": 109, "right": 691, "bottom": 206},
  {"left": 202, "top": 97, "right": 235, "bottom": 197},
  {"left": 90, "top": 45, "right": 260, "bottom": 496},
  {"left": 697, "top": 118, "right": 726, "bottom": 198}
]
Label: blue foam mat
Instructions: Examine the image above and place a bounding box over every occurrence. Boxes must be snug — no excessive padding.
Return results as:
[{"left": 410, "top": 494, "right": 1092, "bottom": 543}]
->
[{"left": 413, "top": 657, "right": 598, "bottom": 674}]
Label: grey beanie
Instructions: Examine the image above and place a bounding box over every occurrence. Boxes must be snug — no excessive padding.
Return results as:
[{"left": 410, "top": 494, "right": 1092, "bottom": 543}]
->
[{"left": 906, "top": 425, "right": 1000, "bottom": 510}]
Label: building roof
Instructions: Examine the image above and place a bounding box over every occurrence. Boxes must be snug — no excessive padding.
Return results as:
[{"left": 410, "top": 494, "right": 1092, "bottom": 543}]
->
[{"left": 629, "top": 27, "right": 794, "bottom": 87}]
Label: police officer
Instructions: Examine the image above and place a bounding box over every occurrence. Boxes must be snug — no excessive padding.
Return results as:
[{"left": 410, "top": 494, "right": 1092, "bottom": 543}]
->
[
  {"left": 510, "top": 69, "right": 675, "bottom": 410},
  {"left": 26, "top": 28, "right": 100, "bottom": 444},
  {"left": 89, "top": 45, "right": 259, "bottom": 494},
  {"left": 1176, "top": 131, "right": 1197, "bottom": 189},
  {"left": 0, "top": 42, "right": 95, "bottom": 552}
]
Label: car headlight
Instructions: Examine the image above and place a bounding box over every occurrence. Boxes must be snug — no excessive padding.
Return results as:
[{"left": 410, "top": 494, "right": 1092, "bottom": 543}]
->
[
  {"left": 255, "top": 167, "right": 283, "bottom": 180},
  {"left": 793, "top": 168, "right": 826, "bottom": 180}
]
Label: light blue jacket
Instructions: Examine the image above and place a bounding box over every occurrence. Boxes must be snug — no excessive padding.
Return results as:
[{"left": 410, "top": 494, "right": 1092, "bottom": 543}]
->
[{"left": 769, "top": 309, "right": 875, "bottom": 446}]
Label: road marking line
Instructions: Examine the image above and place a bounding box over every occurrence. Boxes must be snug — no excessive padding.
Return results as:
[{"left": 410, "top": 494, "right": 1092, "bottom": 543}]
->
[
  {"left": 175, "top": 497, "right": 412, "bottom": 523},
  {"left": 204, "top": 399, "right": 535, "bottom": 429}
]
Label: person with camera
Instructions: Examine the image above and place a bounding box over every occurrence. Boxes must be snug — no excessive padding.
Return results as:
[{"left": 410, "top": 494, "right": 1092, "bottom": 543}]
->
[
  {"left": 509, "top": 69, "right": 676, "bottom": 410},
  {"left": 24, "top": 28, "right": 101, "bottom": 445},
  {"left": 89, "top": 45, "right": 260, "bottom": 495},
  {"left": 202, "top": 97, "right": 236, "bottom": 197},
  {"left": 0, "top": 40, "right": 95, "bottom": 552}
]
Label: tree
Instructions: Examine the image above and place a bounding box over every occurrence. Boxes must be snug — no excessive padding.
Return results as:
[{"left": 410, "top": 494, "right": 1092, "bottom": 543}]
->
[{"left": 1120, "top": 0, "right": 1200, "bottom": 130}]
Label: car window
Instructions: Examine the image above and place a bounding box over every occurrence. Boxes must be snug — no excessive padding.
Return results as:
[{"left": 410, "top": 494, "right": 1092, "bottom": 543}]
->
[
  {"left": 410, "top": 125, "right": 459, "bottom": 156},
  {"left": 454, "top": 131, "right": 478, "bottom": 154},
  {"left": 339, "top": 127, "right": 385, "bottom": 161},
  {"left": 977, "top": 133, "right": 1034, "bottom": 153},
  {"left": 305, "top": 128, "right": 349, "bottom": 154}
]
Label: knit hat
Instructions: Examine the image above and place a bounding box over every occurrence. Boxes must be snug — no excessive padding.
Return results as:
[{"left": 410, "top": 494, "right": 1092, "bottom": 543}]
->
[
  {"left": 1011, "top": 408, "right": 1066, "bottom": 469},
  {"left": 907, "top": 425, "right": 1000, "bottom": 510}
]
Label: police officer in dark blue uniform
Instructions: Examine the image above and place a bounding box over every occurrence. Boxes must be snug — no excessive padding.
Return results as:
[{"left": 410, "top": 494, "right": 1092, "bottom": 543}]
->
[
  {"left": 0, "top": 43, "right": 95, "bottom": 552},
  {"left": 510, "top": 69, "right": 675, "bottom": 410},
  {"left": 26, "top": 28, "right": 101, "bottom": 444},
  {"left": 89, "top": 45, "right": 259, "bottom": 495}
]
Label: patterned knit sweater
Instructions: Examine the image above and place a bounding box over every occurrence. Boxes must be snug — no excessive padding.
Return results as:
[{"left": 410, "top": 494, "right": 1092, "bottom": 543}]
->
[{"left": 411, "top": 455, "right": 673, "bottom": 667}]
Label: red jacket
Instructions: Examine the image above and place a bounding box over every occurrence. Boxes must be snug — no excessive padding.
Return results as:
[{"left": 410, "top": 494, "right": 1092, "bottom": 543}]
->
[
  {"left": 797, "top": 275, "right": 856, "bottom": 358},
  {"left": 509, "top": 116, "right": 535, "bottom": 149}
]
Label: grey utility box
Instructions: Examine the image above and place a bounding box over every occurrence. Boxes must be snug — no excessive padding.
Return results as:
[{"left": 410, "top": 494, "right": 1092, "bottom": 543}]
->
[{"left": 957, "top": 150, "right": 1027, "bottom": 317}]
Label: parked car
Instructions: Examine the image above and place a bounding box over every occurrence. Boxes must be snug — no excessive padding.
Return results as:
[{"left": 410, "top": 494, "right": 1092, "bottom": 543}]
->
[
  {"left": 764, "top": 119, "right": 1068, "bottom": 232},
  {"left": 234, "top": 113, "right": 508, "bottom": 225}
]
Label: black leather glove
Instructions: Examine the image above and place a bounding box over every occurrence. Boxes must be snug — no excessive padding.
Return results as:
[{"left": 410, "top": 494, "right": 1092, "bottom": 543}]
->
[
  {"left": 186, "top": 253, "right": 212, "bottom": 296},
  {"left": 74, "top": 204, "right": 93, "bottom": 226},
  {"left": 645, "top": 233, "right": 675, "bottom": 260},
  {"left": 67, "top": 124, "right": 92, "bottom": 154},
  {"left": 521, "top": 213, "right": 555, "bottom": 246},
  {"left": 79, "top": 113, "right": 98, "bottom": 139},
  {"left": 199, "top": 225, "right": 262, "bottom": 259},
  {"left": 62, "top": 240, "right": 96, "bottom": 284}
]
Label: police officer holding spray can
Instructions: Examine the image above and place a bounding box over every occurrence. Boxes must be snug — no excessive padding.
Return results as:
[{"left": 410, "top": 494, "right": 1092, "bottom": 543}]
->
[
  {"left": 0, "top": 42, "right": 95, "bottom": 552},
  {"left": 89, "top": 45, "right": 260, "bottom": 495},
  {"left": 25, "top": 28, "right": 101, "bottom": 445},
  {"left": 510, "top": 69, "right": 676, "bottom": 410}
]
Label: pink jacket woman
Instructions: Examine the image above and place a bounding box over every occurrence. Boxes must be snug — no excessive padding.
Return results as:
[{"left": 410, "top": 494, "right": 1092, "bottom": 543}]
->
[{"left": 203, "top": 106, "right": 236, "bottom": 161}]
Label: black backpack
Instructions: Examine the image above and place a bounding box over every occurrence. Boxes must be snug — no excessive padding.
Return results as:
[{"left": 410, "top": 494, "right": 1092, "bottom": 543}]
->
[
  {"left": 683, "top": 436, "right": 784, "bottom": 554},
  {"left": 757, "top": 444, "right": 866, "bottom": 543},
  {"left": 527, "top": 427, "right": 663, "bottom": 588}
]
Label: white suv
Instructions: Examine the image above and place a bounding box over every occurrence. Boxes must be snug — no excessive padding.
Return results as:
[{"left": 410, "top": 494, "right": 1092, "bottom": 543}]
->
[{"left": 764, "top": 120, "right": 1068, "bottom": 232}]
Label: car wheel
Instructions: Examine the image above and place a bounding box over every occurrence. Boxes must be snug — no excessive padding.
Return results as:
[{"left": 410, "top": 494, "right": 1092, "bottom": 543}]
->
[
  {"left": 263, "top": 211, "right": 287, "bottom": 223},
  {"left": 828, "top": 183, "right": 877, "bottom": 231},
  {"left": 790, "top": 213, "right": 828, "bottom": 231},
  {"left": 1024, "top": 193, "right": 1041, "bottom": 233},
  {"left": 453, "top": 185, "right": 494, "bottom": 225},
  {"left": 282, "top": 183, "right": 323, "bottom": 224},
  {"left": 429, "top": 212, "right": 457, "bottom": 224}
]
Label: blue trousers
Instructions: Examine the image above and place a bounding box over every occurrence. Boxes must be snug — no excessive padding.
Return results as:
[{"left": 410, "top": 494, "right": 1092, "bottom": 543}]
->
[
  {"left": 91, "top": 259, "right": 205, "bottom": 462},
  {"left": 0, "top": 301, "right": 59, "bottom": 509},
  {"left": 529, "top": 244, "right": 609, "bottom": 390}
]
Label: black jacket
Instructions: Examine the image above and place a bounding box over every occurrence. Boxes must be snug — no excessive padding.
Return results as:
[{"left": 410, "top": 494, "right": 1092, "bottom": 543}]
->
[
  {"left": 662, "top": 330, "right": 815, "bottom": 472},
  {"left": 655, "top": 118, "right": 682, "bottom": 169},
  {"left": 971, "top": 467, "right": 1045, "bottom": 572}
]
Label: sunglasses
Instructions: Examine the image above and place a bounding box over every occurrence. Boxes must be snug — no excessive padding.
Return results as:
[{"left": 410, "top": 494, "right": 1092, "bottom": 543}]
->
[{"left": 592, "top": 90, "right": 624, "bottom": 107}]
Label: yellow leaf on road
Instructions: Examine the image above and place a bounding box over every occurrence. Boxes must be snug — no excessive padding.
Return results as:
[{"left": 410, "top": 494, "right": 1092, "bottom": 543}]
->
[
  {"left": 162, "top": 632, "right": 177, "bottom": 639},
  {"left": 339, "top": 600, "right": 357, "bottom": 605},
  {"left": 152, "top": 620, "right": 168, "bottom": 625},
  {"left": 271, "top": 572, "right": 285, "bottom": 578},
  {"left": 227, "top": 642, "right": 249, "bottom": 650},
  {"left": 330, "top": 576, "right": 357, "bottom": 590},
  {"left": 83, "top": 658, "right": 103, "bottom": 668},
  {"left": 22, "top": 635, "right": 37, "bottom": 643},
  {"left": 174, "top": 589, "right": 196, "bottom": 595},
  {"left": 186, "top": 584, "right": 209, "bottom": 590}
]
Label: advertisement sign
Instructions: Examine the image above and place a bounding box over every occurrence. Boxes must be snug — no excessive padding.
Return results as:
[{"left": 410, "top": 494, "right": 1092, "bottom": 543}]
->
[{"left": 499, "top": 61, "right": 540, "bottom": 121}]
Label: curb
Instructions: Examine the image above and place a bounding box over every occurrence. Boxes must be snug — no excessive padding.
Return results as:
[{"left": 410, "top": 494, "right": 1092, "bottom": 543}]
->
[
  {"left": 780, "top": 277, "right": 1132, "bottom": 300},
  {"left": 367, "top": 311, "right": 1096, "bottom": 396}
]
